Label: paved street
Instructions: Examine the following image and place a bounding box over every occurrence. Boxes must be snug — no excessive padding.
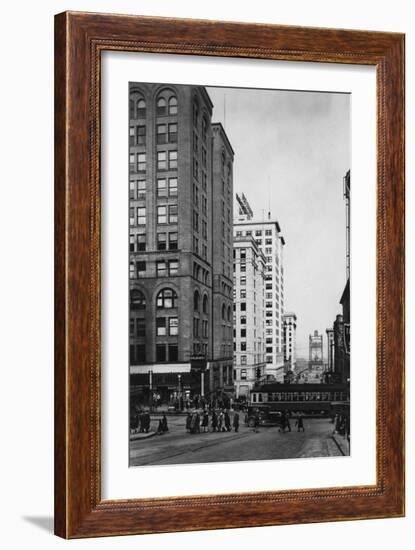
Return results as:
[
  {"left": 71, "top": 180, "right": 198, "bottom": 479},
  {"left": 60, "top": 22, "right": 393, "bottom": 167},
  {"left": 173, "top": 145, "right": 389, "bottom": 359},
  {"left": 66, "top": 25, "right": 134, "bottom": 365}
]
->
[{"left": 130, "top": 416, "right": 343, "bottom": 466}]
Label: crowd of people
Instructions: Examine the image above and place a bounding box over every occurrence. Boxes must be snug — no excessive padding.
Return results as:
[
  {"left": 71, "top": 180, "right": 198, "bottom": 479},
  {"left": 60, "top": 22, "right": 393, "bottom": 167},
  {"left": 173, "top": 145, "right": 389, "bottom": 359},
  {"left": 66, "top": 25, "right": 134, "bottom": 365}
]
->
[{"left": 185, "top": 409, "right": 240, "bottom": 434}]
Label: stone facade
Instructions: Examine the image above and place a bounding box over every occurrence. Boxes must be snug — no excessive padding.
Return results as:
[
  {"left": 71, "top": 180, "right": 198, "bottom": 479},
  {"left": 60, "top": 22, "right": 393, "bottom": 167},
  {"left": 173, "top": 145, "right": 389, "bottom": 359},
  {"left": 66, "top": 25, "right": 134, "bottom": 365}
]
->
[{"left": 129, "top": 83, "right": 233, "bottom": 401}]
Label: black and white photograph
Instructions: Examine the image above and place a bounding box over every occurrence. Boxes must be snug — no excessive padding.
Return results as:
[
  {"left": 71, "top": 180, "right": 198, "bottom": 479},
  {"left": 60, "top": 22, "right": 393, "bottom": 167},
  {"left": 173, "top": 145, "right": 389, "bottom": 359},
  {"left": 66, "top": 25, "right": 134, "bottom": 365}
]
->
[{"left": 128, "top": 82, "right": 351, "bottom": 467}]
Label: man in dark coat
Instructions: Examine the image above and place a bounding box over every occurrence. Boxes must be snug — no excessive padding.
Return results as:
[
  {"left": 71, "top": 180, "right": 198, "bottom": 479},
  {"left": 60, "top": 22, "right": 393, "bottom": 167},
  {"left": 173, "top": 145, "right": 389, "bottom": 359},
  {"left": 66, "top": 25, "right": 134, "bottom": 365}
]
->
[
  {"left": 224, "top": 410, "right": 231, "bottom": 432},
  {"left": 233, "top": 411, "right": 240, "bottom": 433},
  {"left": 211, "top": 410, "right": 218, "bottom": 432}
]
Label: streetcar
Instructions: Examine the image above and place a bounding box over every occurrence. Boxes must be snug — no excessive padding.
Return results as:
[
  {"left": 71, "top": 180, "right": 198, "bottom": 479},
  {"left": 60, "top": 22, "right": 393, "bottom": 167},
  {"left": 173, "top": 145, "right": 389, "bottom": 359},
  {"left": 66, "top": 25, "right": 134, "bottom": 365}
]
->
[{"left": 249, "top": 383, "right": 350, "bottom": 418}]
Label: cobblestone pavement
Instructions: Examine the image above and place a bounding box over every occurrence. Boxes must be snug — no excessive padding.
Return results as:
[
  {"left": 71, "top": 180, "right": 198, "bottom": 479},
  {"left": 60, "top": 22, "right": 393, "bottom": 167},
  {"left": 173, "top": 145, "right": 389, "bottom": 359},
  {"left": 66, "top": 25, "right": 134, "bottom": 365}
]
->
[{"left": 129, "top": 417, "right": 344, "bottom": 466}]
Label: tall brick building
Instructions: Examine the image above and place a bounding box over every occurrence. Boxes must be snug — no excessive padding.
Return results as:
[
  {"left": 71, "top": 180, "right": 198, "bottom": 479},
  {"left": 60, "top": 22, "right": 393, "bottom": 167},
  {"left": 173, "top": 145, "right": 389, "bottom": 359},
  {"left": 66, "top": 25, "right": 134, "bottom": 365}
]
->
[{"left": 128, "top": 83, "right": 233, "bottom": 405}]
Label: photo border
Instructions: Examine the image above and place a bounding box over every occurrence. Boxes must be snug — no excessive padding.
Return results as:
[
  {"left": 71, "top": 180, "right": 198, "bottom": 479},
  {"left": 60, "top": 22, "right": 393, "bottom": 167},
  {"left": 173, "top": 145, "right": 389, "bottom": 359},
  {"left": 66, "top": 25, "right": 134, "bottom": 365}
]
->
[{"left": 54, "top": 11, "right": 405, "bottom": 538}]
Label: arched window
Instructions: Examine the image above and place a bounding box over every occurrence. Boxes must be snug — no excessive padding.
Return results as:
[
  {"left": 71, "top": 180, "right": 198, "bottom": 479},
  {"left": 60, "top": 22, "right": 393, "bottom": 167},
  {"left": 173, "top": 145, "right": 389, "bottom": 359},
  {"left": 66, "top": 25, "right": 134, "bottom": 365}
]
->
[
  {"left": 194, "top": 290, "right": 200, "bottom": 312},
  {"left": 130, "top": 289, "right": 146, "bottom": 310},
  {"left": 137, "top": 98, "right": 146, "bottom": 118},
  {"left": 168, "top": 96, "right": 178, "bottom": 115},
  {"left": 222, "top": 303, "right": 226, "bottom": 320},
  {"left": 129, "top": 99, "right": 135, "bottom": 119},
  {"left": 156, "top": 288, "right": 178, "bottom": 309},
  {"left": 202, "top": 294, "right": 208, "bottom": 314},
  {"left": 156, "top": 97, "right": 167, "bottom": 116},
  {"left": 227, "top": 306, "right": 231, "bottom": 322}
]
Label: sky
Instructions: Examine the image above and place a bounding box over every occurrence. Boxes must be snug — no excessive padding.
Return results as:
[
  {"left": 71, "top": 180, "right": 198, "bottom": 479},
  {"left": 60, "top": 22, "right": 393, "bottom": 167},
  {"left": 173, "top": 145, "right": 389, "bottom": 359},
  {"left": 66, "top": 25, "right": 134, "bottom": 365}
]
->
[{"left": 207, "top": 86, "right": 350, "bottom": 359}]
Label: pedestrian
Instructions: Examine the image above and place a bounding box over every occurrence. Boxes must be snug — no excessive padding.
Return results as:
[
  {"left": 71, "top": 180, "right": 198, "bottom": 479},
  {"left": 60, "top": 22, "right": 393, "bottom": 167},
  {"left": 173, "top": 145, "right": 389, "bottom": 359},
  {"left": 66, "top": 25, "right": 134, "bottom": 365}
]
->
[
  {"left": 295, "top": 414, "right": 305, "bottom": 432},
  {"left": 217, "top": 411, "right": 224, "bottom": 432},
  {"left": 211, "top": 410, "right": 218, "bottom": 432},
  {"left": 157, "top": 418, "right": 164, "bottom": 434},
  {"left": 161, "top": 413, "right": 168, "bottom": 432},
  {"left": 202, "top": 410, "right": 209, "bottom": 433},
  {"left": 186, "top": 412, "right": 192, "bottom": 433},
  {"left": 224, "top": 410, "right": 231, "bottom": 432},
  {"left": 233, "top": 411, "right": 240, "bottom": 433},
  {"left": 142, "top": 411, "right": 150, "bottom": 433},
  {"left": 284, "top": 411, "right": 292, "bottom": 433}
]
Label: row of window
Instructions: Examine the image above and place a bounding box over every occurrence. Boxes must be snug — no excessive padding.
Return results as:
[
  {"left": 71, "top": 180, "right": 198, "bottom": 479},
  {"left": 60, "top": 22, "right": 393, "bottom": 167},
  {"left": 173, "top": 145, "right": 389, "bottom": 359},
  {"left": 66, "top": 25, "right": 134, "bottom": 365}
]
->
[
  {"left": 129, "top": 231, "right": 179, "bottom": 253},
  {"left": 129, "top": 150, "right": 178, "bottom": 173},
  {"left": 128, "top": 204, "right": 178, "bottom": 226},
  {"left": 129, "top": 94, "right": 178, "bottom": 120},
  {"left": 129, "top": 122, "right": 180, "bottom": 148},
  {"left": 130, "top": 288, "right": 178, "bottom": 310},
  {"left": 129, "top": 177, "right": 179, "bottom": 200}
]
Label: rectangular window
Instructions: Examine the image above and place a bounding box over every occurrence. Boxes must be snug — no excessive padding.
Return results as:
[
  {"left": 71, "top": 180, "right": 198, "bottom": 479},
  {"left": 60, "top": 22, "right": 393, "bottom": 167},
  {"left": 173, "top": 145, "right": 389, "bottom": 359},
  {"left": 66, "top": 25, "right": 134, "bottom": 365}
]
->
[
  {"left": 137, "top": 153, "right": 146, "bottom": 172},
  {"left": 129, "top": 180, "right": 135, "bottom": 199},
  {"left": 240, "top": 277, "right": 246, "bottom": 286},
  {"left": 168, "top": 259, "right": 179, "bottom": 276},
  {"left": 193, "top": 236, "right": 199, "bottom": 254},
  {"left": 241, "top": 368, "right": 247, "bottom": 379},
  {"left": 137, "top": 125, "right": 146, "bottom": 145},
  {"left": 156, "top": 344, "right": 166, "bottom": 362},
  {"left": 157, "top": 205, "right": 167, "bottom": 224},
  {"left": 241, "top": 342, "right": 247, "bottom": 351},
  {"left": 129, "top": 207, "right": 134, "bottom": 226},
  {"left": 129, "top": 261, "right": 135, "bottom": 279},
  {"left": 168, "top": 123, "right": 178, "bottom": 143},
  {"left": 156, "top": 317, "right": 166, "bottom": 336},
  {"left": 169, "top": 205, "right": 178, "bottom": 224},
  {"left": 169, "top": 177, "right": 178, "bottom": 197},
  {"left": 136, "top": 261, "right": 146, "bottom": 277},
  {"left": 240, "top": 316, "right": 246, "bottom": 325},
  {"left": 156, "top": 261, "right": 167, "bottom": 277},
  {"left": 169, "top": 232, "right": 178, "bottom": 250},
  {"left": 193, "top": 158, "right": 198, "bottom": 180},
  {"left": 156, "top": 123, "right": 167, "bottom": 144},
  {"left": 240, "top": 289, "right": 246, "bottom": 299},
  {"left": 135, "top": 344, "right": 146, "bottom": 364},
  {"left": 157, "top": 178, "right": 167, "bottom": 197},
  {"left": 241, "top": 356, "right": 247, "bottom": 366},
  {"left": 157, "top": 233, "right": 167, "bottom": 250},
  {"left": 169, "top": 150, "right": 178, "bottom": 169},
  {"left": 129, "top": 126, "right": 135, "bottom": 145},
  {"left": 137, "top": 180, "right": 146, "bottom": 199},
  {"left": 129, "top": 234, "right": 135, "bottom": 252},
  {"left": 129, "top": 153, "right": 135, "bottom": 171},
  {"left": 137, "top": 233, "right": 146, "bottom": 251},
  {"left": 136, "top": 318, "right": 146, "bottom": 337},
  {"left": 157, "top": 151, "right": 167, "bottom": 170},
  {"left": 168, "top": 344, "right": 178, "bottom": 362},
  {"left": 193, "top": 210, "right": 199, "bottom": 232},
  {"left": 241, "top": 328, "right": 246, "bottom": 338},
  {"left": 137, "top": 207, "right": 146, "bottom": 225},
  {"left": 240, "top": 302, "right": 246, "bottom": 312},
  {"left": 240, "top": 264, "right": 246, "bottom": 272},
  {"left": 169, "top": 317, "right": 178, "bottom": 336}
]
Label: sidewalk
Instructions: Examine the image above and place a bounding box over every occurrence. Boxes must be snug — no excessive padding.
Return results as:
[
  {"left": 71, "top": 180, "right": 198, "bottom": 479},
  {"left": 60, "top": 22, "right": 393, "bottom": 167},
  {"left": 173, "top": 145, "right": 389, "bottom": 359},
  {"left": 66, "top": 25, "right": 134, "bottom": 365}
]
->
[{"left": 332, "top": 433, "right": 350, "bottom": 456}]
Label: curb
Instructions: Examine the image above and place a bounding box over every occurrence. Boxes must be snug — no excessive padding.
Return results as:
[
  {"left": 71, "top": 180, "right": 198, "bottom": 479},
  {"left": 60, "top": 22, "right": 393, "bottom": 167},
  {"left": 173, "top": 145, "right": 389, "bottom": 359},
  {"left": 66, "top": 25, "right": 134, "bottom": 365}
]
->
[
  {"left": 130, "top": 431, "right": 157, "bottom": 441},
  {"left": 331, "top": 434, "right": 349, "bottom": 456}
]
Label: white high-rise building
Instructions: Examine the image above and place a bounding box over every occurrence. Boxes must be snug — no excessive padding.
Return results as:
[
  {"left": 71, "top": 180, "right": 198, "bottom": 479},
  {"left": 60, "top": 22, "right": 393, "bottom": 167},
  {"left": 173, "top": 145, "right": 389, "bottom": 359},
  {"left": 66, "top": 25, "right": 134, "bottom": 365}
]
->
[
  {"left": 234, "top": 194, "right": 285, "bottom": 381},
  {"left": 233, "top": 234, "right": 266, "bottom": 398}
]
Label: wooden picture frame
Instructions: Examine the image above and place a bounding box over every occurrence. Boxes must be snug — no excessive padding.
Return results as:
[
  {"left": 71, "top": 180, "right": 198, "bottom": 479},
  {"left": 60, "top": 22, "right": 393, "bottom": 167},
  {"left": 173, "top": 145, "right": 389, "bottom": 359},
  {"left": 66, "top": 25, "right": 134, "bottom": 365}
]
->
[{"left": 54, "top": 11, "right": 405, "bottom": 538}]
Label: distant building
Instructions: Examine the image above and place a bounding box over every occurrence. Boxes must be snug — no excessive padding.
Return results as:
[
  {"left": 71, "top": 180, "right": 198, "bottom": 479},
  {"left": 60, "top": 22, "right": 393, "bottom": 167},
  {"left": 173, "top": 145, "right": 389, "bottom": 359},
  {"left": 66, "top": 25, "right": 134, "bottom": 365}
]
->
[
  {"left": 233, "top": 233, "right": 266, "bottom": 398},
  {"left": 282, "top": 312, "right": 297, "bottom": 371},
  {"left": 234, "top": 199, "right": 285, "bottom": 380},
  {"left": 326, "top": 328, "right": 335, "bottom": 372}
]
